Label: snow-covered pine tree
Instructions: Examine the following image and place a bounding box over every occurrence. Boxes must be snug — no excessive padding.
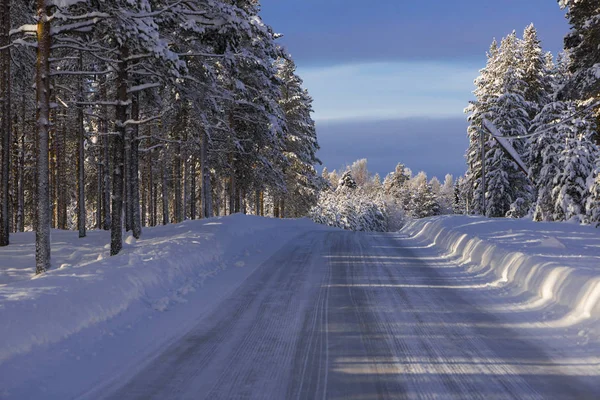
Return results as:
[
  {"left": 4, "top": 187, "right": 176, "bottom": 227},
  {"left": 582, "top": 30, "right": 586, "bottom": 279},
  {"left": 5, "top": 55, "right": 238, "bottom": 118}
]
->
[
  {"left": 529, "top": 101, "right": 567, "bottom": 221},
  {"left": 277, "top": 55, "right": 320, "bottom": 217},
  {"left": 407, "top": 171, "right": 440, "bottom": 218},
  {"left": 338, "top": 170, "right": 358, "bottom": 189},
  {"left": 521, "top": 24, "right": 552, "bottom": 119},
  {"left": 383, "top": 163, "right": 409, "bottom": 197},
  {"left": 464, "top": 39, "right": 500, "bottom": 214},
  {"left": 439, "top": 174, "right": 455, "bottom": 214},
  {"left": 553, "top": 103, "right": 597, "bottom": 222},
  {"left": 559, "top": 0, "right": 600, "bottom": 129},
  {"left": 586, "top": 162, "right": 600, "bottom": 226},
  {"left": 485, "top": 32, "right": 532, "bottom": 217}
]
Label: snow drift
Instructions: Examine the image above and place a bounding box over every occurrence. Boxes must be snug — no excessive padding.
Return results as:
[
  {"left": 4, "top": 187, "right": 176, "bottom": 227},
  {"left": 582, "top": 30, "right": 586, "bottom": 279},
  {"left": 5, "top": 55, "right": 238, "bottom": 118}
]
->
[
  {"left": 402, "top": 215, "right": 600, "bottom": 325},
  {"left": 0, "top": 215, "right": 326, "bottom": 365}
]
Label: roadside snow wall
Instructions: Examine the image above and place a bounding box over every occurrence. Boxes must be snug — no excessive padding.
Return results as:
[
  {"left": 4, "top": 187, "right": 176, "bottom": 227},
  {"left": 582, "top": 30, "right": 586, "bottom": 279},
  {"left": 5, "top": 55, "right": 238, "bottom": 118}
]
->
[{"left": 402, "top": 216, "right": 600, "bottom": 325}]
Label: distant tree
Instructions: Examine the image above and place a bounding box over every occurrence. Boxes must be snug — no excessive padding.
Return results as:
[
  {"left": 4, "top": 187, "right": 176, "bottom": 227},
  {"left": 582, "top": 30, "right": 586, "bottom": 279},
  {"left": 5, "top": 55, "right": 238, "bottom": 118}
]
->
[
  {"left": 349, "top": 158, "right": 369, "bottom": 187},
  {"left": 338, "top": 170, "right": 357, "bottom": 189}
]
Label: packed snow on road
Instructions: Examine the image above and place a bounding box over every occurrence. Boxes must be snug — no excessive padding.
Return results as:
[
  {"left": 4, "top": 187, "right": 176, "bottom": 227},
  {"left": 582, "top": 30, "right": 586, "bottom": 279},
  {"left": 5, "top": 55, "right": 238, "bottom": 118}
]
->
[{"left": 0, "top": 214, "right": 599, "bottom": 399}]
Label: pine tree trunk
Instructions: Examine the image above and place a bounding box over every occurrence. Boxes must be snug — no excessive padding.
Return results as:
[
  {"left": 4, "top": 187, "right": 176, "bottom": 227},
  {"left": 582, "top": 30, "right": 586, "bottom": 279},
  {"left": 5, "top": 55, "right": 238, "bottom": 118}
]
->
[
  {"left": 49, "top": 96, "right": 56, "bottom": 228},
  {"left": 255, "top": 190, "right": 260, "bottom": 215},
  {"left": 280, "top": 198, "right": 285, "bottom": 219},
  {"left": 183, "top": 148, "right": 188, "bottom": 221},
  {"left": 241, "top": 189, "right": 246, "bottom": 214},
  {"left": 35, "top": 0, "right": 52, "bottom": 273},
  {"left": 0, "top": 0, "right": 11, "bottom": 246},
  {"left": 59, "top": 120, "right": 67, "bottom": 229},
  {"left": 77, "top": 52, "right": 86, "bottom": 238},
  {"left": 16, "top": 123, "right": 24, "bottom": 232},
  {"left": 101, "top": 74, "right": 111, "bottom": 230},
  {"left": 229, "top": 162, "right": 235, "bottom": 215},
  {"left": 141, "top": 152, "right": 147, "bottom": 227},
  {"left": 130, "top": 90, "right": 141, "bottom": 239},
  {"left": 161, "top": 152, "right": 169, "bottom": 225},
  {"left": 149, "top": 150, "right": 155, "bottom": 226},
  {"left": 124, "top": 127, "right": 132, "bottom": 232},
  {"left": 97, "top": 156, "right": 102, "bottom": 229},
  {"left": 15, "top": 93, "right": 25, "bottom": 232},
  {"left": 201, "top": 129, "right": 211, "bottom": 218},
  {"left": 190, "top": 154, "right": 196, "bottom": 220},
  {"left": 110, "top": 46, "right": 128, "bottom": 256},
  {"left": 174, "top": 142, "right": 182, "bottom": 223},
  {"left": 260, "top": 192, "right": 264, "bottom": 216}
]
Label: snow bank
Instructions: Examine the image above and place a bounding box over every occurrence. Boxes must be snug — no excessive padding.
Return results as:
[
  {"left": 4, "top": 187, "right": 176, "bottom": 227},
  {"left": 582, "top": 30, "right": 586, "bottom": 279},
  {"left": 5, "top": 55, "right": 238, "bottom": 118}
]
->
[
  {"left": 402, "top": 215, "right": 600, "bottom": 325},
  {"left": 0, "top": 215, "right": 325, "bottom": 365}
]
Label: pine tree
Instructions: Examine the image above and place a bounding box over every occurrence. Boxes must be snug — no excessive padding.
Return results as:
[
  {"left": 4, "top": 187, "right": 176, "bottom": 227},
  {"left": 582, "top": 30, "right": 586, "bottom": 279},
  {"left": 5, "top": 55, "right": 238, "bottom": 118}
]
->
[
  {"left": 559, "top": 1, "right": 600, "bottom": 112},
  {"left": 521, "top": 24, "right": 552, "bottom": 117},
  {"left": 464, "top": 39, "right": 500, "bottom": 214},
  {"left": 338, "top": 170, "right": 357, "bottom": 189},
  {"left": 529, "top": 101, "right": 567, "bottom": 221},
  {"left": 277, "top": 55, "right": 320, "bottom": 217},
  {"left": 485, "top": 32, "right": 532, "bottom": 217},
  {"left": 553, "top": 104, "right": 597, "bottom": 221}
]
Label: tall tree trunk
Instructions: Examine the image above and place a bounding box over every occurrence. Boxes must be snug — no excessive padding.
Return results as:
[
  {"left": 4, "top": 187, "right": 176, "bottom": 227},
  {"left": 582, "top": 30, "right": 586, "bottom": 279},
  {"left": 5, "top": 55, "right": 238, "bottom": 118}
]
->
[
  {"left": 50, "top": 94, "right": 56, "bottom": 228},
  {"left": 190, "top": 155, "right": 196, "bottom": 220},
  {"left": 101, "top": 74, "right": 111, "bottom": 230},
  {"left": 260, "top": 192, "right": 264, "bottom": 216},
  {"left": 35, "top": 0, "right": 52, "bottom": 273},
  {"left": 183, "top": 148, "right": 188, "bottom": 221},
  {"left": 229, "top": 162, "right": 235, "bottom": 215},
  {"left": 130, "top": 90, "right": 141, "bottom": 239},
  {"left": 161, "top": 151, "right": 169, "bottom": 225},
  {"left": 141, "top": 151, "right": 147, "bottom": 227},
  {"left": 255, "top": 190, "right": 260, "bottom": 216},
  {"left": 16, "top": 114, "right": 24, "bottom": 232},
  {"left": 77, "top": 53, "right": 86, "bottom": 237},
  {"left": 58, "top": 119, "right": 67, "bottom": 229},
  {"left": 124, "top": 127, "right": 132, "bottom": 232},
  {"left": 201, "top": 129, "right": 211, "bottom": 218},
  {"left": 110, "top": 46, "right": 128, "bottom": 256},
  {"left": 173, "top": 142, "right": 182, "bottom": 223},
  {"left": 0, "top": 0, "right": 11, "bottom": 245},
  {"left": 149, "top": 149, "right": 155, "bottom": 226},
  {"left": 97, "top": 156, "right": 102, "bottom": 229}
]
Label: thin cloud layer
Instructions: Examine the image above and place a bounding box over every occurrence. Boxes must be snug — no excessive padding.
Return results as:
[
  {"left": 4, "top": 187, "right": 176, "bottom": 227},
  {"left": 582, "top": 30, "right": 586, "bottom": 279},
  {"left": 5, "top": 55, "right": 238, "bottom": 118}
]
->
[{"left": 299, "top": 62, "right": 480, "bottom": 121}]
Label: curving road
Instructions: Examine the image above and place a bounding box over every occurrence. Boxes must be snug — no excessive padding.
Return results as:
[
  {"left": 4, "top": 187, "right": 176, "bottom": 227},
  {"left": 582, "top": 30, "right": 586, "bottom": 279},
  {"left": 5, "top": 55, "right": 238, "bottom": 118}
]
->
[{"left": 104, "top": 230, "right": 599, "bottom": 399}]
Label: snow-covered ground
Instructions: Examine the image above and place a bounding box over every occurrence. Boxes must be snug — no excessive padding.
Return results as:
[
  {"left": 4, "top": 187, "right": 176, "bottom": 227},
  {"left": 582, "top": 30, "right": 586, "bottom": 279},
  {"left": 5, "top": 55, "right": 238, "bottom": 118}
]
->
[
  {"left": 0, "top": 215, "right": 331, "bottom": 399},
  {"left": 403, "top": 215, "right": 600, "bottom": 330},
  {"left": 0, "top": 214, "right": 599, "bottom": 399}
]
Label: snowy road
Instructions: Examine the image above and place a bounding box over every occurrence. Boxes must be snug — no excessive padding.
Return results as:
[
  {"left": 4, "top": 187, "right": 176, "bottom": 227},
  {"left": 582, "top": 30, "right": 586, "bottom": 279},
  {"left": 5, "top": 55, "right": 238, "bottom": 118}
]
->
[{"left": 104, "top": 230, "right": 599, "bottom": 400}]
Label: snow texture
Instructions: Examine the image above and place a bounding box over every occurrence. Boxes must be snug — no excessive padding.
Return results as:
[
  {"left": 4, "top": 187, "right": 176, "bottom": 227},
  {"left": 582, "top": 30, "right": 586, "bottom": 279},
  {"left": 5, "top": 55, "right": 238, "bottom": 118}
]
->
[
  {"left": 0, "top": 215, "right": 329, "bottom": 397},
  {"left": 403, "top": 215, "right": 600, "bottom": 326}
]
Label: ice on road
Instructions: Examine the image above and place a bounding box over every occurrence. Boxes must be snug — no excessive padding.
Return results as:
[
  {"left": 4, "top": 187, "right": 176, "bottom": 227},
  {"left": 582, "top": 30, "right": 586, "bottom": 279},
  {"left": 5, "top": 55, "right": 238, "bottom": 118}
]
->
[{"left": 102, "top": 230, "right": 599, "bottom": 400}]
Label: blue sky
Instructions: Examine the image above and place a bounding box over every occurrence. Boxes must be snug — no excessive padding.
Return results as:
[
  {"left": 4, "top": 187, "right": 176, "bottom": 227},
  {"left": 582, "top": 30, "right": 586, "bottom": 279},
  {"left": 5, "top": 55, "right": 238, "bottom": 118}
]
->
[{"left": 260, "top": 0, "right": 570, "bottom": 179}]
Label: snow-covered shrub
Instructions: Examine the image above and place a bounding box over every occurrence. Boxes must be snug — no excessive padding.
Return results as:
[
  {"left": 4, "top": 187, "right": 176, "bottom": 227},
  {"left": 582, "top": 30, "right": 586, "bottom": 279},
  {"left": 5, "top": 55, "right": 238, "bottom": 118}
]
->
[
  {"left": 310, "top": 185, "right": 391, "bottom": 232},
  {"left": 506, "top": 197, "right": 529, "bottom": 218}
]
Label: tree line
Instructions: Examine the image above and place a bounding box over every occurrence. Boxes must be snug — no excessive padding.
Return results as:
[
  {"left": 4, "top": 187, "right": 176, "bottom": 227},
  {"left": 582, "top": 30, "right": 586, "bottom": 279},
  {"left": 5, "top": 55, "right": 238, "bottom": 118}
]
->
[
  {"left": 464, "top": 1, "right": 600, "bottom": 224},
  {"left": 0, "top": 0, "right": 320, "bottom": 273},
  {"left": 312, "top": 159, "right": 458, "bottom": 232}
]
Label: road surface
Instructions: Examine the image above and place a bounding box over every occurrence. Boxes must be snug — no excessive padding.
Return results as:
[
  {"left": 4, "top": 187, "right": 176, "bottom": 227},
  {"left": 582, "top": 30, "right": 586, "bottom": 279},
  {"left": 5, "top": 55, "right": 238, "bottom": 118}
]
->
[{"left": 104, "top": 230, "right": 599, "bottom": 399}]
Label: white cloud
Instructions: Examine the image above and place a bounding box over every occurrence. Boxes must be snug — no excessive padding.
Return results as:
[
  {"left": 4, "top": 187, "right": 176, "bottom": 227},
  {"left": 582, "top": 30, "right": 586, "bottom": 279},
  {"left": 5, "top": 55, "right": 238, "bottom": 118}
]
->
[{"left": 298, "top": 61, "right": 479, "bottom": 121}]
